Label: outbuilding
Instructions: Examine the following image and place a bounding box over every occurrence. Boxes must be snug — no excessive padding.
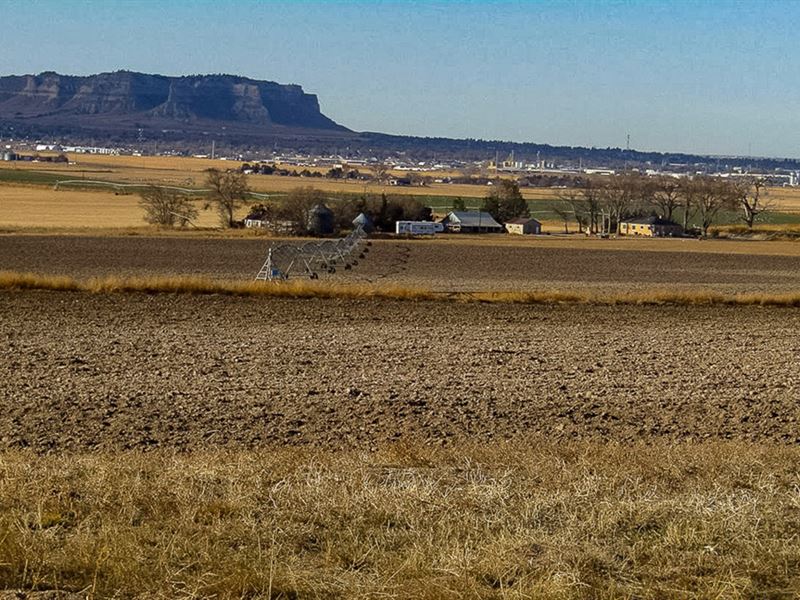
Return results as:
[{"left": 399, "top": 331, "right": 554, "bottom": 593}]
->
[
  {"left": 505, "top": 217, "right": 542, "bottom": 235},
  {"left": 352, "top": 212, "right": 374, "bottom": 233},
  {"left": 307, "top": 204, "right": 335, "bottom": 235},
  {"left": 619, "top": 216, "right": 683, "bottom": 237},
  {"left": 440, "top": 211, "right": 503, "bottom": 233}
]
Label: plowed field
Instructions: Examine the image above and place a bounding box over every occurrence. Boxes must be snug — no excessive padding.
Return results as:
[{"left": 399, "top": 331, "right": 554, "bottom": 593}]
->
[
  {"left": 2, "top": 234, "right": 799, "bottom": 294},
  {"left": 2, "top": 291, "right": 798, "bottom": 451}
]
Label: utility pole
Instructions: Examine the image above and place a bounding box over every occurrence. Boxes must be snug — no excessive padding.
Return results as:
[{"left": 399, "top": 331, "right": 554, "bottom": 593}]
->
[
  {"left": 626, "top": 134, "right": 630, "bottom": 151},
  {"left": 211, "top": 140, "right": 216, "bottom": 160}
]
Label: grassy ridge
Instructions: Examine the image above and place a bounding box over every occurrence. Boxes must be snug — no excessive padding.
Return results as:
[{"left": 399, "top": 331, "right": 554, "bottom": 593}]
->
[
  {"left": 0, "top": 443, "right": 798, "bottom": 598},
  {"left": 2, "top": 270, "right": 800, "bottom": 306}
]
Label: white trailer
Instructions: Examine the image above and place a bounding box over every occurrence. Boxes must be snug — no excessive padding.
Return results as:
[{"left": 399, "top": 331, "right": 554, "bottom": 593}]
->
[{"left": 395, "top": 221, "right": 444, "bottom": 235}]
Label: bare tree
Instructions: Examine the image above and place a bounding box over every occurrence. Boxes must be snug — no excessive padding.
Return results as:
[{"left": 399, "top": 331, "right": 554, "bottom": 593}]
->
[
  {"left": 677, "top": 179, "right": 699, "bottom": 231},
  {"left": 734, "top": 176, "right": 772, "bottom": 229},
  {"left": 552, "top": 201, "right": 573, "bottom": 233},
  {"left": 601, "top": 173, "right": 653, "bottom": 233},
  {"left": 205, "top": 169, "right": 249, "bottom": 228},
  {"left": 652, "top": 176, "right": 682, "bottom": 222},
  {"left": 558, "top": 180, "right": 603, "bottom": 234},
  {"left": 372, "top": 162, "right": 392, "bottom": 183},
  {"left": 278, "top": 186, "right": 326, "bottom": 234},
  {"left": 138, "top": 186, "right": 198, "bottom": 228},
  {"left": 688, "top": 177, "right": 737, "bottom": 236}
]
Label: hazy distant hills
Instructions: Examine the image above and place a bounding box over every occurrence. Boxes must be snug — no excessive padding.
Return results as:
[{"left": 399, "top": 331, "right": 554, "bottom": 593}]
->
[
  {"left": 1, "top": 70, "right": 798, "bottom": 170},
  {"left": 0, "top": 70, "right": 351, "bottom": 141}
]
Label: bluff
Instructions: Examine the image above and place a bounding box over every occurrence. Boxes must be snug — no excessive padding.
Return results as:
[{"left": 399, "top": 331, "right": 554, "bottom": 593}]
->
[{"left": 0, "top": 71, "right": 350, "bottom": 140}]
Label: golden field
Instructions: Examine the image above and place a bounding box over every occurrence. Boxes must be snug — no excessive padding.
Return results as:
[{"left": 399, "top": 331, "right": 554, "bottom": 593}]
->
[
  {"left": 7, "top": 153, "right": 800, "bottom": 209},
  {"left": 7, "top": 153, "right": 800, "bottom": 218},
  {"left": 0, "top": 185, "right": 237, "bottom": 230},
  {"left": 0, "top": 154, "right": 566, "bottom": 201}
]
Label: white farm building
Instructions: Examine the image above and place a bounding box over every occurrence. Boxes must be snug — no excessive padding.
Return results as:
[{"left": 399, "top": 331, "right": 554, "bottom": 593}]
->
[{"left": 440, "top": 211, "right": 503, "bottom": 233}]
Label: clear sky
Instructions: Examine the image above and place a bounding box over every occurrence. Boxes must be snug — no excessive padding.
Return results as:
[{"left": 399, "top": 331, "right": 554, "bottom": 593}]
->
[{"left": 1, "top": 0, "right": 799, "bottom": 157}]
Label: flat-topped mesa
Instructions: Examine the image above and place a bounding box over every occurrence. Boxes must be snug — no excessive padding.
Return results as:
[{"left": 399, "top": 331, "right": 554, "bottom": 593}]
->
[{"left": 0, "top": 70, "right": 348, "bottom": 132}]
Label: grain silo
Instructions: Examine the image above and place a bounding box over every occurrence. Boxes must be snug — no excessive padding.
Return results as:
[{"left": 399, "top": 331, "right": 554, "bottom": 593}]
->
[
  {"left": 307, "top": 203, "right": 335, "bottom": 235},
  {"left": 352, "top": 212, "right": 374, "bottom": 233}
]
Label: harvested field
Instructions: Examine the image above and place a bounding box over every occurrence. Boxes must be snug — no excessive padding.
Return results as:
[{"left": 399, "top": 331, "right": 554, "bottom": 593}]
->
[
  {"left": 2, "top": 291, "right": 799, "bottom": 450},
  {"left": 0, "top": 184, "right": 230, "bottom": 229},
  {"left": 1, "top": 234, "right": 799, "bottom": 295},
  {"left": 1, "top": 157, "right": 560, "bottom": 200}
]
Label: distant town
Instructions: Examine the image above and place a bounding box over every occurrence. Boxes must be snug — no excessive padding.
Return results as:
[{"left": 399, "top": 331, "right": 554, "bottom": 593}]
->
[{"left": 3, "top": 136, "right": 800, "bottom": 188}]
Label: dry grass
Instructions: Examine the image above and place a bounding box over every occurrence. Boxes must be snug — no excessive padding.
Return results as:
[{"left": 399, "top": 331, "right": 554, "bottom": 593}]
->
[
  {"left": 1, "top": 270, "right": 799, "bottom": 306},
  {"left": 0, "top": 443, "right": 798, "bottom": 598},
  {"left": 0, "top": 271, "right": 439, "bottom": 302},
  {"left": 466, "top": 289, "right": 800, "bottom": 307}
]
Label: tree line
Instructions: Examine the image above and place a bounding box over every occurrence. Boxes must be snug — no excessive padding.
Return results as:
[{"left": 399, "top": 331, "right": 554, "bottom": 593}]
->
[
  {"left": 554, "top": 174, "right": 772, "bottom": 235},
  {"left": 138, "top": 169, "right": 773, "bottom": 236},
  {"left": 138, "top": 169, "right": 431, "bottom": 233}
]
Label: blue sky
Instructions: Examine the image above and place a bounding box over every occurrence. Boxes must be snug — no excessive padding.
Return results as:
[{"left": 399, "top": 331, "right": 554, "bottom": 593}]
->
[{"left": 1, "top": 0, "right": 799, "bottom": 157}]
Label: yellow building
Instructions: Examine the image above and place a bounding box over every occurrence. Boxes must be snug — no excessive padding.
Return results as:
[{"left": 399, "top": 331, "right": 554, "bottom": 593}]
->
[{"left": 619, "top": 216, "right": 683, "bottom": 237}]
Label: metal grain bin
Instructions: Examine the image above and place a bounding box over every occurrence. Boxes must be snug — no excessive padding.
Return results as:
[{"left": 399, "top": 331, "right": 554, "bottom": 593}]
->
[
  {"left": 307, "top": 203, "right": 335, "bottom": 235},
  {"left": 352, "top": 212, "right": 374, "bottom": 233}
]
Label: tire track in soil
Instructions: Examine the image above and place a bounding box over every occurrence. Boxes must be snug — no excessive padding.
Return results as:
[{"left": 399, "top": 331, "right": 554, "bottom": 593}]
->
[{"left": 343, "top": 242, "right": 412, "bottom": 284}]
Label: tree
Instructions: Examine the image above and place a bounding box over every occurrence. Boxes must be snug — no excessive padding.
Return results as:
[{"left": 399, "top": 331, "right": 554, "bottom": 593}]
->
[
  {"left": 558, "top": 180, "right": 604, "bottom": 234},
  {"left": 452, "top": 197, "right": 467, "bottom": 211},
  {"left": 734, "top": 176, "right": 772, "bottom": 229},
  {"left": 372, "top": 162, "right": 391, "bottom": 183},
  {"left": 652, "top": 176, "right": 682, "bottom": 222},
  {"left": 278, "top": 186, "right": 326, "bottom": 234},
  {"left": 687, "top": 177, "right": 737, "bottom": 236},
  {"left": 138, "top": 185, "right": 198, "bottom": 228},
  {"left": 677, "top": 179, "right": 699, "bottom": 231},
  {"left": 205, "top": 169, "right": 249, "bottom": 228},
  {"left": 482, "top": 180, "right": 529, "bottom": 224},
  {"left": 601, "top": 173, "right": 651, "bottom": 233},
  {"left": 552, "top": 201, "right": 574, "bottom": 233}
]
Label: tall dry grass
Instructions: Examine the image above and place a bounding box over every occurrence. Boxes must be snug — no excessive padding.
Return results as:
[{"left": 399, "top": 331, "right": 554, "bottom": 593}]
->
[
  {"left": 2, "top": 270, "right": 800, "bottom": 307},
  {"left": 0, "top": 443, "right": 798, "bottom": 598}
]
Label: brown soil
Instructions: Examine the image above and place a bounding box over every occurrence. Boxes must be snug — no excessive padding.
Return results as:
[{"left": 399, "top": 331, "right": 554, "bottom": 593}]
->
[
  {"left": 2, "top": 291, "right": 798, "bottom": 451},
  {"left": 2, "top": 234, "right": 800, "bottom": 294}
]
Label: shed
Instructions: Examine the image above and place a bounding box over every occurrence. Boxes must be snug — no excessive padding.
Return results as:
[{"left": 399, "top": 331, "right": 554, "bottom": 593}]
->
[
  {"left": 505, "top": 217, "right": 542, "bottom": 235},
  {"left": 440, "top": 211, "right": 503, "bottom": 233}
]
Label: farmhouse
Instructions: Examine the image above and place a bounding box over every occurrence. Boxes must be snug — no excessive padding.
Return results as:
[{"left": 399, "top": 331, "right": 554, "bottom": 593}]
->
[
  {"left": 619, "top": 216, "right": 683, "bottom": 237},
  {"left": 244, "top": 208, "right": 296, "bottom": 233},
  {"left": 244, "top": 208, "right": 269, "bottom": 228},
  {"left": 505, "top": 217, "right": 542, "bottom": 235},
  {"left": 440, "top": 211, "right": 503, "bottom": 233}
]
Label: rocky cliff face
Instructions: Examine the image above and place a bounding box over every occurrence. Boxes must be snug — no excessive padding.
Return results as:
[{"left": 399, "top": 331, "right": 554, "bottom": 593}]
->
[{"left": 0, "top": 71, "right": 348, "bottom": 133}]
